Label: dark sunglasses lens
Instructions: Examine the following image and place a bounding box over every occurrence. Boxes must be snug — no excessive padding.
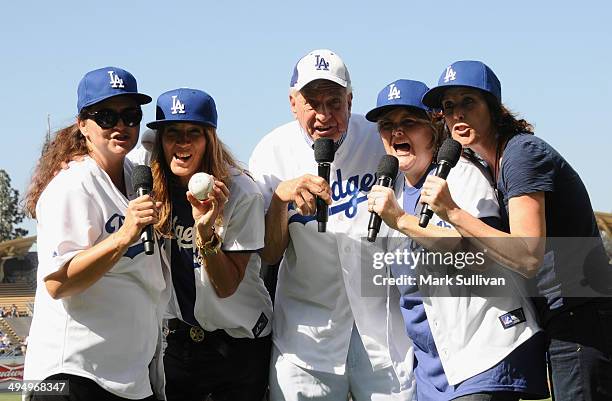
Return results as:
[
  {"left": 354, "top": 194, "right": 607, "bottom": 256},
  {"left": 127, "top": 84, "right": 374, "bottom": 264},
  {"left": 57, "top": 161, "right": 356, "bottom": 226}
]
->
[
  {"left": 93, "top": 110, "right": 119, "bottom": 129},
  {"left": 121, "top": 108, "right": 143, "bottom": 127}
]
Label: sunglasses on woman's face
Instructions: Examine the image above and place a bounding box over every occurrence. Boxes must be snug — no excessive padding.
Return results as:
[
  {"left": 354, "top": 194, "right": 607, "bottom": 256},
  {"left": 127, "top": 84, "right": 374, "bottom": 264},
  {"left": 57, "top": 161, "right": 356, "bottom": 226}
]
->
[{"left": 85, "top": 107, "right": 143, "bottom": 129}]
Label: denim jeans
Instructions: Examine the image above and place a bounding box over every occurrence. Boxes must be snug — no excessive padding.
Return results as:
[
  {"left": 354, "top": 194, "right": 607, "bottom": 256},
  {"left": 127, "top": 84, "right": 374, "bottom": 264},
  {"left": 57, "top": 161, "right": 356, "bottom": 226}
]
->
[{"left": 546, "top": 299, "right": 612, "bottom": 401}]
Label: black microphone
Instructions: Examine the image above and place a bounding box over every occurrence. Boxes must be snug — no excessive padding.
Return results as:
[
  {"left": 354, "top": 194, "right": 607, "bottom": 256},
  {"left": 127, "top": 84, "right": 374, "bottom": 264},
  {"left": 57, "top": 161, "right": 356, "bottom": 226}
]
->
[
  {"left": 314, "top": 138, "right": 335, "bottom": 232},
  {"left": 367, "top": 155, "right": 399, "bottom": 242},
  {"left": 132, "top": 165, "right": 155, "bottom": 255},
  {"left": 418, "top": 138, "right": 462, "bottom": 228}
]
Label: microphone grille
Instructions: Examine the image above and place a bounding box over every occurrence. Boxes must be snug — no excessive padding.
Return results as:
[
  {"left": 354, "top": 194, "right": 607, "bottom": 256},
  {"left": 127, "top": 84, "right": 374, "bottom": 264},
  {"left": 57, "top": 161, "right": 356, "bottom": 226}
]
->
[
  {"left": 132, "top": 165, "right": 153, "bottom": 191},
  {"left": 377, "top": 155, "right": 399, "bottom": 178},
  {"left": 314, "top": 138, "right": 335, "bottom": 163},
  {"left": 436, "top": 138, "right": 462, "bottom": 167}
]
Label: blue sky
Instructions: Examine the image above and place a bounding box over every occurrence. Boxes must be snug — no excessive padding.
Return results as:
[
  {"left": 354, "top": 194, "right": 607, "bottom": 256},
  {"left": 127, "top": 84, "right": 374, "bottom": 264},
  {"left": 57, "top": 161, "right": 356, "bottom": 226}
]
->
[{"left": 1, "top": 1, "right": 610, "bottom": 236}]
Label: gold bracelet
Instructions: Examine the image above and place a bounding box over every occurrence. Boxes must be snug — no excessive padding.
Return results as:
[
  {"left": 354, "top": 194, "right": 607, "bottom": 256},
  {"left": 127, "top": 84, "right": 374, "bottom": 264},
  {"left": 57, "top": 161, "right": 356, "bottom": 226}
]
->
[{"left": 195, "top": 227, "right": 222, "bottom": 266}]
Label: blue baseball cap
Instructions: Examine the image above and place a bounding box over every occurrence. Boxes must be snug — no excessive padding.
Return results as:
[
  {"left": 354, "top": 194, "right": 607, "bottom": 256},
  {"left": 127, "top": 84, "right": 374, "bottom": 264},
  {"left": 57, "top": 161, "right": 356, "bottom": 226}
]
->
[
  {"left": 77, "top": 67, "right": 151, "bottom": 113},
  {"left": 147, "top": 88, "right": 218, "bottom": 129},
  {"left": 365, "top": 79, "right": 431, "bottom": 122},
  {"left": 422, "top": 60, "right": 501, "bottom": 109}
]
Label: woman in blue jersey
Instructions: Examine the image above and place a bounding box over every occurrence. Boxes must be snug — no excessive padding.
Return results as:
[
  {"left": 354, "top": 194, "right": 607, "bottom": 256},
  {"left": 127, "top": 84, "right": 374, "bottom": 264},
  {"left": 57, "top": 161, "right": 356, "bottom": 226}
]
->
[
  {"left": 415, "top": 60, "right": 612, "bottom": 401},
  {"left": 147, "top": 88, "right": 272, "bottom": 401},
  {"left": 366, "top": 79, "right": 548, "bottom": 401}
]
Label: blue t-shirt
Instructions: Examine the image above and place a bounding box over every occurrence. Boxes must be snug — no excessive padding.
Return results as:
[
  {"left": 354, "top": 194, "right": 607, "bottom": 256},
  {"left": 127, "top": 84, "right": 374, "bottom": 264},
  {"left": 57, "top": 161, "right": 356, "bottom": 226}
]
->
[
  {"left": 169, "top": 184, "right": 200, "bottom": 327},
  {"left": 497, "top": 133, "right": 609, "bottom": 323},
  {"left": 393, "top": 167, "right": 548, "bottom": 400}
]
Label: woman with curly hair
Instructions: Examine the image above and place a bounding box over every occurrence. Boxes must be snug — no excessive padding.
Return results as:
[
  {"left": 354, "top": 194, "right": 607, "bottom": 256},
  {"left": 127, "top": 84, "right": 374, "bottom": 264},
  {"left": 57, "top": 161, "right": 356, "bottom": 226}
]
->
[
  {"left": 23, "top": 67, "right": 168, "bottom": 401},
  {"left": 419, "top": 60, "right": 612, "bottom": 401}
]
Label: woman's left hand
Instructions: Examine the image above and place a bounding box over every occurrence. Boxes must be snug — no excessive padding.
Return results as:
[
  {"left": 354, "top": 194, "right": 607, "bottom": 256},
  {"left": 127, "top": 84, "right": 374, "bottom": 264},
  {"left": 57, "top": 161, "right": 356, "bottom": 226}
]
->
[
  {"left": 187, "top": 178, "right": 230, "bottom": 241},
  {"left": 420, "top": 176, "right": 459, "bottom": 222}
]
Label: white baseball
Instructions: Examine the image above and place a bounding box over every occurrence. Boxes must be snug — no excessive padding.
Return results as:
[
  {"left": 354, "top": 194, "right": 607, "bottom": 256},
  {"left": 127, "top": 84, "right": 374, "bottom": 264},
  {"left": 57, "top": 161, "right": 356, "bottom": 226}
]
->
[{"left": 188, "top": 172, "right": 214, "bottom": 201}]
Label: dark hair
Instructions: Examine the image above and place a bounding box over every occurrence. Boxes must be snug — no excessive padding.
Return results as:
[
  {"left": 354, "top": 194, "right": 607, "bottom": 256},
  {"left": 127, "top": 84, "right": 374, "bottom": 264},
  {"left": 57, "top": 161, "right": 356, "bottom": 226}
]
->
[{"left": 482, "top": 92, "right": 534, "bottom": 142}]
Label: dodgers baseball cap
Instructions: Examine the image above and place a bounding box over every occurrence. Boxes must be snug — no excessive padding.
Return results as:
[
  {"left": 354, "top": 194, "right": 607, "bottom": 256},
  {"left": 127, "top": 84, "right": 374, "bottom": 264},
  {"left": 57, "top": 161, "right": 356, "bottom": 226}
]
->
[
  {"left": 77, "top": 67, "right": 151, "bottom": 113},
  {"left": 422, "top": 60, "right": 501, "bottom": 109},
  {"left": 366, "top": 79, "right": 431, "bottom": 122},
  {"left": 290, "top": 49, "right": 351, "bottom": 91},
  {"left": 147, "top": 88, "right": 218, "bottom": 129}
]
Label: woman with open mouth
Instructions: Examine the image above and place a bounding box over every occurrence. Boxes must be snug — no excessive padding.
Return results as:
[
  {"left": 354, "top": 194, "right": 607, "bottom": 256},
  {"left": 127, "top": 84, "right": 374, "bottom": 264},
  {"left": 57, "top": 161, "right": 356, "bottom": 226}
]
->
[
  {"left": 147, "top": 88, "right": 272, "bottom": 401},
  {"left": 366, "top": 79, "right": 548, "bottom": 401},
  {"left": 417, "top": 60, "right": 612, "bottom": 401}
]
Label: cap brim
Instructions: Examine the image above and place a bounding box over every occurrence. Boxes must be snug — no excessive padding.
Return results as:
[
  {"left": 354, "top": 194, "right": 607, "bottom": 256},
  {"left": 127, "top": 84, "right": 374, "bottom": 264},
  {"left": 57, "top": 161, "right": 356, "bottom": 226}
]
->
[
  {"left": 365, "top": 105, "right": 429, "bottom": 122},
  {"left": 421, "top": 86, "right": 448, "bottom": 109},
  {"left": 146, "top": 119, "right": 217, "bottom": 129},
  {"left": 80, "top": 93, "right": 152, "bottom": 111},
  {"left": 365, "top": 105, "right": 399, "bottom": 122},
  {"left": 422, "top": 84, "right": 495, "bottom": 109},
  {"left": 292, "top": 74, "right": 348, "bottom": 91}
]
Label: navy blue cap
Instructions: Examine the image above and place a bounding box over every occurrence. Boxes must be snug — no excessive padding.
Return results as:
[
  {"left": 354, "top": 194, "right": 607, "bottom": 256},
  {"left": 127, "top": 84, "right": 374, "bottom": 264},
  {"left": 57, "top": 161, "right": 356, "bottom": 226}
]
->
[
  {"left": 77, "top": 67, "right": 151, "bottom": 113},
  {"left": 422, "top": 60, "right": 501, "bottom": 108},
  {"left": 147, "top": 88, "right": 218, "bottom": 129},
  {"left": 365, "top": 79, "right": 431, "bottom": 122}
]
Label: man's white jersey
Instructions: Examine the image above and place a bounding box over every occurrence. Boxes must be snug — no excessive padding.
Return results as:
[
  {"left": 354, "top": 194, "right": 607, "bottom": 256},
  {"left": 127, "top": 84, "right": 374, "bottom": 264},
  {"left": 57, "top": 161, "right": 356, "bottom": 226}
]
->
[{"left": 249, "top": 114, "right": 415, "bottom": 393}]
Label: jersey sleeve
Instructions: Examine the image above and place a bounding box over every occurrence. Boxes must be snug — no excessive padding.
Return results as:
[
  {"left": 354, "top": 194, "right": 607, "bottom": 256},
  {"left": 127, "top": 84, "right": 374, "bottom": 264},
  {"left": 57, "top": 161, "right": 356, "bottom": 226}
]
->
[
  {"left": 248, "top": 140, "right": 281, "bottom": 213},
  {"left": 126, "top": 146, "right": 151, "bottom": 167},
  {"left": 502, "top": 136, "right": 555, "bottom": 199},
  {"left": 36, "top": 178, "right": 103, "bottom": 279},
  {"left": 221, "top": 180, "right": 265, "bottom": 253}
]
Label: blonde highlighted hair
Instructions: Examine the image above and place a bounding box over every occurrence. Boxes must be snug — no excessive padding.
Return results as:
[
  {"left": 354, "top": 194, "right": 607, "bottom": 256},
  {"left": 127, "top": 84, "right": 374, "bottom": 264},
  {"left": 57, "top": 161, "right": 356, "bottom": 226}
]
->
[{"left": 151, "top": 125, "right": 243, "bottom": 237}]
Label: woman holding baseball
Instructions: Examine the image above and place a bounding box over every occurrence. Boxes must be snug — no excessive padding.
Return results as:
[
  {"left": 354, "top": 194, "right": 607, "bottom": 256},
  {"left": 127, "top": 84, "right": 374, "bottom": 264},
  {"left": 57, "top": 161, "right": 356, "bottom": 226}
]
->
[{"left": 147, "top": 88, "right": 272, "bottom": 401}]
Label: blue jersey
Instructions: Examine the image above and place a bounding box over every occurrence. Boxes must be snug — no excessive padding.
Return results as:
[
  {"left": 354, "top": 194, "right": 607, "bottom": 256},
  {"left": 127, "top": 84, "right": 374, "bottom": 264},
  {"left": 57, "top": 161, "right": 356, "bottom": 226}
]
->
[
  {"left": 497, "top": 133, "right": 610, "bottom": 323},
  {"left": 169, "top": 184, "right": 200, "bottom": 327}
]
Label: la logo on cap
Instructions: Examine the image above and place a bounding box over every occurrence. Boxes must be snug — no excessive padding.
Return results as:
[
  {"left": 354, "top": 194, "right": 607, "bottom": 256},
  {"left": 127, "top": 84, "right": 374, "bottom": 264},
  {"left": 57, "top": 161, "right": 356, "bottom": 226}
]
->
[
  {"left": 314, "top": 55, "right": 330, "bottom": 71},
  {"left": 171, "top": 95, "right": 186, "bottom": 115},
  {"left": 108, "top": 71, "right": 125, "bottom": 88},
  {"left": 443, "top": 66, "right": 457, "bottom": 83},
  {"left": 387, "top": 83, "right": 401, "bottom": 100}
]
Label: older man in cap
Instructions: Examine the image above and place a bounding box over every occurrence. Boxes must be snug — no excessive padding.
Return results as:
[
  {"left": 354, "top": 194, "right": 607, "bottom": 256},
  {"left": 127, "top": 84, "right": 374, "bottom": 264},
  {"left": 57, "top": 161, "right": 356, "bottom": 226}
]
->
[{"left": 249, "top": 49, "right": 415, "bottom": 401}]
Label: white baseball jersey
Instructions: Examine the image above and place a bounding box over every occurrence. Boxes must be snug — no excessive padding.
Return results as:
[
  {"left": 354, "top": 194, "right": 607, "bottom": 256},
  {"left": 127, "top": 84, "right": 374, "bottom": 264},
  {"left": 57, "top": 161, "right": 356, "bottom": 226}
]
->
[
  {"left": 387, "top": 157, "right": 541, "bottom": 384},
  {"left": 163, "top": 168, "right": 273, "bottom": 338},
  {"left": 127, "top": 145, "right": 151, "bottom": 166},
  {"left": 249, "top": 114, "right": 415, "bottom": 393},
  {"left": 24, "top": 157, "right": 171, "bottom": 399}
]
